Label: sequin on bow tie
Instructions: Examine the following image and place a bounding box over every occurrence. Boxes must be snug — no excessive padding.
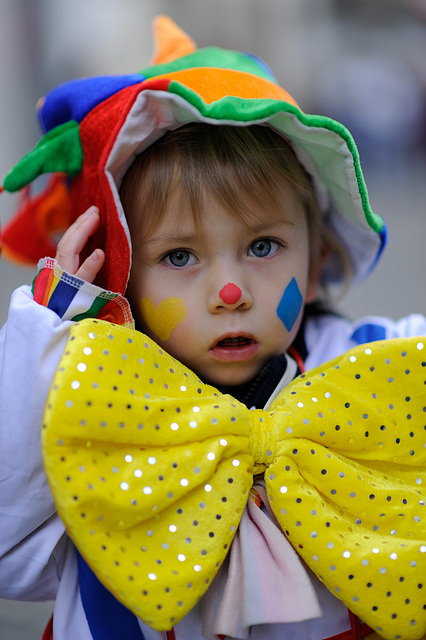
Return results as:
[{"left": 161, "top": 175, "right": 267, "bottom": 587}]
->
[{"left": 42, "top": 319, "right": 426, "bottom": 638}]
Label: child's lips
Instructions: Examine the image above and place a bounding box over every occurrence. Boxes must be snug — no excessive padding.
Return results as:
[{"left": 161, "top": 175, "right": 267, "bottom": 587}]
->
[{"left": 209, "top": 334, "right": 259, "bottom": 362}]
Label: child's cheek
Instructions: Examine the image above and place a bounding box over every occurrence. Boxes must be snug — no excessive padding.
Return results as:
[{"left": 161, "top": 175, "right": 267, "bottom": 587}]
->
[
  {"left": 276, "top": 277, "right": 303, "bottom": 331},
  {"left": 139, "top": 297, "right": 187, "bottom": 342}
]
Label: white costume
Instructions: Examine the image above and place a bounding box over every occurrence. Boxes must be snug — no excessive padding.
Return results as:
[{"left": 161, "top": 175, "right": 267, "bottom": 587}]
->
[{"left": 1, "top": 274, "right": 425, "bottom": 639}]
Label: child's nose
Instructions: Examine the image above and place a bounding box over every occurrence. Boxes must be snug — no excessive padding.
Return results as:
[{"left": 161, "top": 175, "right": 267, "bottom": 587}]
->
[
  {"left": 219, "top": 283, "right": 242, "bottom": 305},
  {"left": 209, "top": 281, "right": 252, "bottom": 312}
]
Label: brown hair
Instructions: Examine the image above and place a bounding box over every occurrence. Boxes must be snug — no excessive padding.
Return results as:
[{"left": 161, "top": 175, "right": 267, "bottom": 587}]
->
[{"left": 120, "top": 123, "right": 351, "bottom": 289}]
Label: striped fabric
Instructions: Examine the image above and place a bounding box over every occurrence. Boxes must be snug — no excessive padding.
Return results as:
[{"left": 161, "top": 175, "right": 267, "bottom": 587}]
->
[{"left": 32, "top": 258, "right": 134, "bottom": 328}]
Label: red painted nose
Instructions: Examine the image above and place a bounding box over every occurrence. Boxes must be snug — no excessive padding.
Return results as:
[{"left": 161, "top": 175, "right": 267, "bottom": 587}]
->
[{"left": 219, "top": 283, "right": 242, "bottom": 305}]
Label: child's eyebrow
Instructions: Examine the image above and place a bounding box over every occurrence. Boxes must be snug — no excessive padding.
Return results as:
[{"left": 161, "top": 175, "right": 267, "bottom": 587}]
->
[
  {"left": 247, "top": 219, "right": 295, "bottom": 233},
  {"left": 143, "top": 233, "right": 198, "bottom": 246},
  {"left": 143, "top": 220, "right": 294, "bottom": 247}
]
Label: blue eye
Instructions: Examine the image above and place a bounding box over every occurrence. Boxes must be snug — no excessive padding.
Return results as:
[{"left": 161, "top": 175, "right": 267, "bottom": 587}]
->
[
  {"left": 164, "top": 250, "right": 194, "bottom": 268},
  {"left": 249, "top": 239, "right": 278, "bottom": 257}
]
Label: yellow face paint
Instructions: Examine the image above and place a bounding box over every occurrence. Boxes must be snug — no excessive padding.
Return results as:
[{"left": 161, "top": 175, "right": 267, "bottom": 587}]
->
[{"left": 139, "top": 297, "right": 187, "bottom": 342}]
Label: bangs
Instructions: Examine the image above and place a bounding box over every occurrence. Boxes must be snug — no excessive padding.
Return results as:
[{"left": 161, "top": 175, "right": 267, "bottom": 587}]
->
[{"left": 120, "top": 123, "right": 322, "bottom": 255}]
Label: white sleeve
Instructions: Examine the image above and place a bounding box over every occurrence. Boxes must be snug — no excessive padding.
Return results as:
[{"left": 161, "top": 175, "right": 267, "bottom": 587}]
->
[
  {"left": 383, "top": 313, "right": 426, "bottom": 339},
  {"left": 0, "top": 285, "right": 73, "bottom": 600},
  {"left": 305, "top": 312, "right": 426, "bottom": 370},
  {"left": 0, "top": 260, "right": 133, "bottom": 601}
]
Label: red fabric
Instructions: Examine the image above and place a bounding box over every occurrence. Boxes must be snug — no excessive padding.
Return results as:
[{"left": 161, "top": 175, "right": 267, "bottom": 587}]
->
[
  {"left": 41, "top": 614, "right": 53, "bottom": 640},
  {"left": 69, "top": 77, "right": 171, "bottom": 294},
  {"left": 287, "top": 344, "right": 306, "bottom": 373},
  {"left": 32, "top": 265, "right": 54, "bottom": 306},
  {"left": 1, "top": 174, "right": 71, "bottom": 265},
  {"left": 69, "top": 83, "right": 143, "bottom": 293},
  {"left": 138, "top": 77, "right": 173, "bottom": 93}
]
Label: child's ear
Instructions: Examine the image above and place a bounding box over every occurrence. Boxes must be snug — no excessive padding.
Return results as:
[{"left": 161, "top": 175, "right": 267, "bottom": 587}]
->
[{"left": 305, "top": 243, "right": 330, "bottom": 304}]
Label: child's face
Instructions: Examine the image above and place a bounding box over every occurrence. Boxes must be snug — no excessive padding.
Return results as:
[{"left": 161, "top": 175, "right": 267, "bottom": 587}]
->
[{"left": 128, "top": 191, "right": 320, "bottom": 387}]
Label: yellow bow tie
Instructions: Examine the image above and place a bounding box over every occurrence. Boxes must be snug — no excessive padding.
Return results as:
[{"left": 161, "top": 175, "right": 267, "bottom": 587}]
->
[{"left": 42, "top": 319, "right": 426, "bottom": 639}]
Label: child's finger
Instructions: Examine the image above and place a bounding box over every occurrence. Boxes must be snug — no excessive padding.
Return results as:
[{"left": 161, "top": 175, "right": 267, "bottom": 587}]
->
[
  {"left": 55, "top": 206, "right": 100, "bottom": 274},
  {"left": 75, "top": 248, "right": 105, "bottom": 284}
]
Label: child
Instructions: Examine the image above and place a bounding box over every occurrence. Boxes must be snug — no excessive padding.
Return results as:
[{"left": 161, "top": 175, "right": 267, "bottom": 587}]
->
[{"left": 1, "top": 16, "right": 425, "bottom": 640}]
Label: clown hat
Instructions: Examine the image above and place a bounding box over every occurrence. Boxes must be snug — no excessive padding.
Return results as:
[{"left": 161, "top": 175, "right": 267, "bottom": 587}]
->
[{"left": 0, "top": 15, "right": 386, "bottom": 295}]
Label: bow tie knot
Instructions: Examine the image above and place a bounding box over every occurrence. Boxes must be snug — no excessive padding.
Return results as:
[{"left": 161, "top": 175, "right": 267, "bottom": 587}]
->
[{"left": 249, "top": 409, "right": 275, "bottom": 473}]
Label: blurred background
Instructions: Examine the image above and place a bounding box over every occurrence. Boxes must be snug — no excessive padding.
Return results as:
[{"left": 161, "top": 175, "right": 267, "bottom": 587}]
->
[{"left": 1, "top": 0, "right": 426, "bottom": 637}]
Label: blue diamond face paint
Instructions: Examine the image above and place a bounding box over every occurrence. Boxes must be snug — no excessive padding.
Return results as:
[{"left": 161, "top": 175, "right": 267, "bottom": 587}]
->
[{"left": 276, "top": 277, "right": 303, "bottom": 331}]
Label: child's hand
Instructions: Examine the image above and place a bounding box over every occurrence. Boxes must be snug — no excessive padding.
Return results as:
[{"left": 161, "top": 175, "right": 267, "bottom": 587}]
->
[{"left": 55, "top": 206, "right": 105, "bottom": 283}]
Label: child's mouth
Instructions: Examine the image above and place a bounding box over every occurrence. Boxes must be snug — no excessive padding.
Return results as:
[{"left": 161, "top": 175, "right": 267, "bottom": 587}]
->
[
  {"left": 210, "top": 335, "right": 258, "bottom": 362},
  {"left": 218, "top": 337, "right": 252, "bottom": 346}
]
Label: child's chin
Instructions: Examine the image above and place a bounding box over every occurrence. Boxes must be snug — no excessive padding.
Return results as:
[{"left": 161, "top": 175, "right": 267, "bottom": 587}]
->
[{"left": 203, "top": 364, "right": 261, "bottom": 389}]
